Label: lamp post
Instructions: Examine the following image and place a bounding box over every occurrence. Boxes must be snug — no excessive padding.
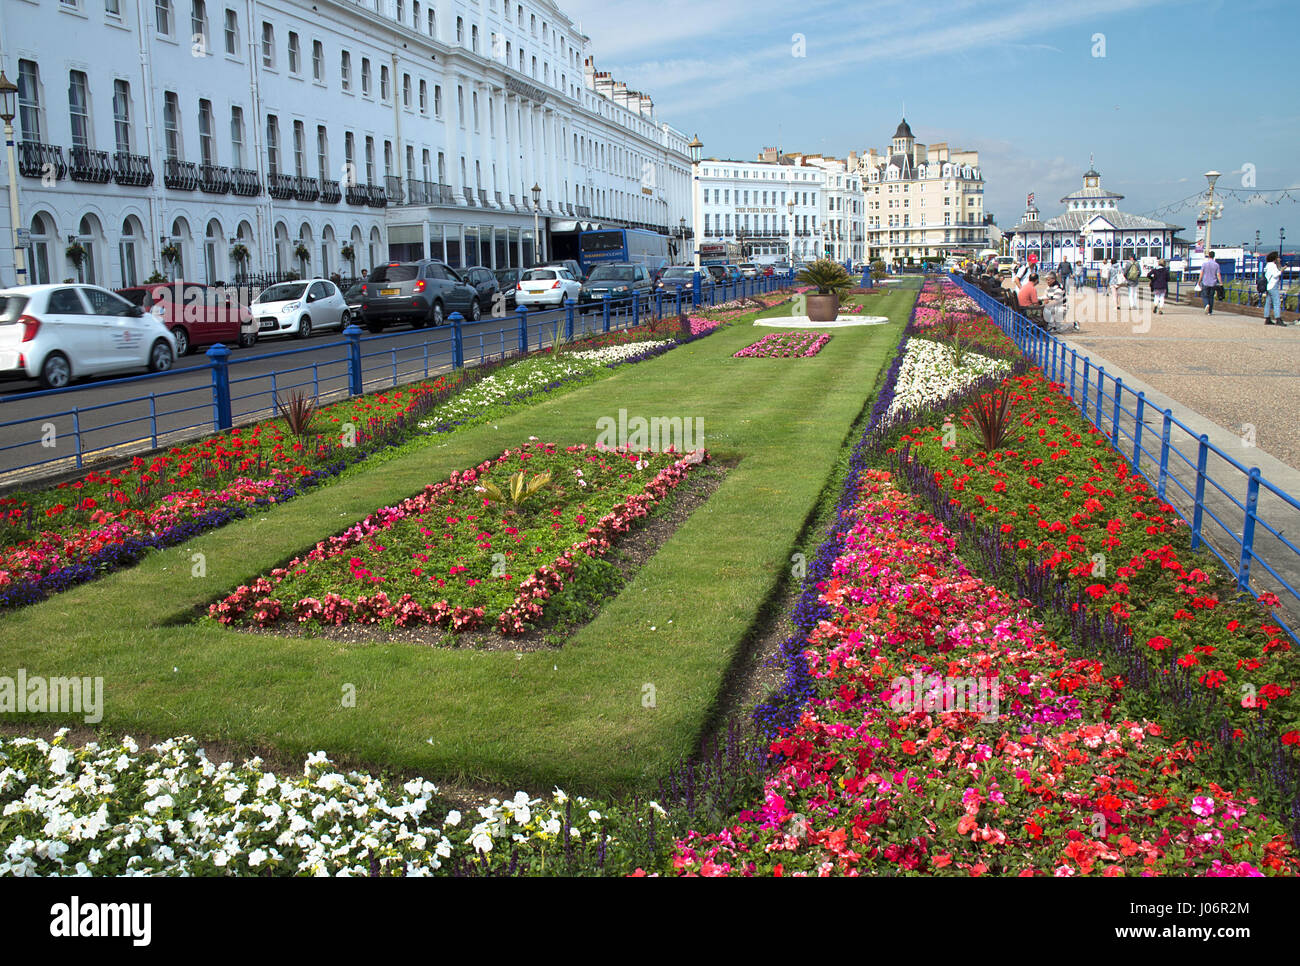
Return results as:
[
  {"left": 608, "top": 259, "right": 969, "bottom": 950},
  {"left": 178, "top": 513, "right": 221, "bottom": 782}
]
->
[
  {"left": 0, "top": 71, "right": 26, "bottom": 286},
  {"left": 688, "top": 134, "right": 702, "bottom": 272},
  {"left": 1281, "top": 227, "right": 1287, "bottom": 269},
  {"left": 530, "top": 182, "right": 542, "bottom": 266},
  {"left": 1201, "top": 170, "right": 1222, "bottom": 262},
  {"left": 1255, "top": 229, "right": 1260, "bottom": 258},
  {"left": 678, "top": 216, "right": 685, "bottom": 264},
  {"left": 787, "top": 196, "right": 795, "bottom": 269}
]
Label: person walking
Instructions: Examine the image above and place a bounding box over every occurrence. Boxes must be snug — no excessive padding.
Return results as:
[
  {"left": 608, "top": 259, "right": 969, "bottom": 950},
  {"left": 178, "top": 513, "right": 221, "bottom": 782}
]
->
[
  {"left": 1263, "top": 251, "right": 1286, "bottom": 326},
  {"left": 1149, "top": 258, "right": 1170, "bottom": 315},
  {"left": 1106, "top": 258, "right": 1123, "bottom": 312},
  {"left": 1199, "top": 251, "right": 1221, "bottom": 314},
  {"left": 1058, "top": 255, "right": 1073, "bottom": 294},
  {"left": 1124, "top": 254, "right": 1141, "bottom": 310}
]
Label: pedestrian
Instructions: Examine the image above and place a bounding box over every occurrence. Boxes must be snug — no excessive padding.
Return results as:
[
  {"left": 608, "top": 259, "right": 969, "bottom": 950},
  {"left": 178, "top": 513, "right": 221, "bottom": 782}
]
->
[
  {"left": 1106, "top": 259, "right": 1123, "bottom": 310},
  {"left": 1263, "top": 251, "right": 1286, "bottom": 326},
  {"left": 1199, "top": 251, "right": 1221, "bottom": 314},
  {"left": 1124, "top": 253, "right": 1141, "bottom": 310},
  {"left": 1058, "top": 255, "right": 1073, "bottom": 294},
  {"left": 1149, "top": 258, "right": 1169, "bottom": 314}
]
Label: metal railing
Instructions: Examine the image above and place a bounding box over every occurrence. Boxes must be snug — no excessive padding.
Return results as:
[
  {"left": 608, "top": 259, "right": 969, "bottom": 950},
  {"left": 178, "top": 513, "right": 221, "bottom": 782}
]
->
[
  {"left": 0, "top": 272, "right": 795, "bottom": 483},
  {"left": 949, "top": 273, "right": 1300, "bottom": 636}
]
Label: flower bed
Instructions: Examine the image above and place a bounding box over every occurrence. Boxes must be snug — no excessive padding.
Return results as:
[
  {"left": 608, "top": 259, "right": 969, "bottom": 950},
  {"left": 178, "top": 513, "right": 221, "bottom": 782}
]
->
[
  {"left": 209, "top": 441, "right": 707, "bottom": 636},
  {"left": 670, "top": 471, "right": 1299, "bottom": 876},
  {"left": 733, "top": 331, "right": 831, "bottom": 359},
  {"left": 885, "top": 338, "right": 1012, "bottom": 420}
]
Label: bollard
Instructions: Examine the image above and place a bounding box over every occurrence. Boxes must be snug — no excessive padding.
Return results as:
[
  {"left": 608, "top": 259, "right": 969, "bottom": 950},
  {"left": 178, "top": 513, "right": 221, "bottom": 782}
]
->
[
  {"left": 692, "top": 271, "right": 702, "bottom": 308},
  {"left": 344, "top": 324, "right": 363, "bottom": 396},
  {"left": 602, "top": 296, "right": 611, "bottom": 333},
  {"left": 564, "top": 298, "right": 575, "bottom": 341},
  {"left": 207, "top": 343, "right": 233, "bottom": 431},
  {"left": 516, "top": 305, "right": 528, "bottom": 355},
  {"left": 632, "top": 290, "right": 640, "bottom": 328},
  {"left": 449, "top": 312, "right": 464, "bottom": 368}
]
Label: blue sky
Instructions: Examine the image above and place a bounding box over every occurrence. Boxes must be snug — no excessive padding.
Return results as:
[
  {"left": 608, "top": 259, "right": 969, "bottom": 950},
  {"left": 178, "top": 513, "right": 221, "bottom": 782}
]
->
[{"left": 565, "top": 0, "right": 1298, "bottom": 249}]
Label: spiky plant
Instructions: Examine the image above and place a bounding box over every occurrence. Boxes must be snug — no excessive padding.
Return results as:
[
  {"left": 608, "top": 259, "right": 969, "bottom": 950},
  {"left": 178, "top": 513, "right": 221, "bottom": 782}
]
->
[
  {"left": 967, "top": 383, "right": 1016, "bottom": 452},
  {"left": 796, "top": 259, "right": 856, "bottom": 297},
  {"left": 275, "top": 389, "right": 318, "bottom": 440},
  {"left": 481, "top": 471, "right": 552, "bottom": 506}
]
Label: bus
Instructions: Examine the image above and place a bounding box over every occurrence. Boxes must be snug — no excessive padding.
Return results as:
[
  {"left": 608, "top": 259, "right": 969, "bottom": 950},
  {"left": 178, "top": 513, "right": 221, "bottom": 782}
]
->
[{"left": 578, "top": 228, "right": 671, "bottom": 276}]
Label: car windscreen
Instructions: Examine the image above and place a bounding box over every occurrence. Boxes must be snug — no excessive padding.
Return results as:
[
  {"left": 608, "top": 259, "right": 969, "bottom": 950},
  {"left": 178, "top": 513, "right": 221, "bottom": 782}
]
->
[
  {"left": 368, "top": 265, "right": 419, "bottom": 283},
  {"left": 522, "top": 270, "right": 557, "bottom": 281},
  {"left": 255, "top": 283, "right": 308, "bottom": 303},
  {"left": 587, "top": 267, "right": 634, "bottom": 281},
  {"left": 663, "top": 268, "right": 692, "bottom": 278},
  {"left": 0, "top": 295, "right": 30, "bottom": 322}
]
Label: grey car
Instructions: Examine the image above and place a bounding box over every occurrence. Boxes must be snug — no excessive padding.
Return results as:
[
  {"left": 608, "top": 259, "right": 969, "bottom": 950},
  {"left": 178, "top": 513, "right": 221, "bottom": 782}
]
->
[{"left": 358, "top": 260, "right": 482, "bottom": 332}]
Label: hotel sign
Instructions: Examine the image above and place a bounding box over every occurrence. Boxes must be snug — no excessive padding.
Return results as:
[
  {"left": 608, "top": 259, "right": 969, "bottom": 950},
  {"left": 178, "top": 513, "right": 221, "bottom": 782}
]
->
[
  {"left": 736, "top": 207, "right": 776, "bottom": 214},
  {"left": 505, "top": 75, "right": 549, "bottom": 104}
]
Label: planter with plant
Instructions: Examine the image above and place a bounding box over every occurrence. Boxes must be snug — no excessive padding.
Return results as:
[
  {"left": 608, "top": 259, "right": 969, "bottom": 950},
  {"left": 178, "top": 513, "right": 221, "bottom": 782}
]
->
[
  {"left": 294, "top": 243, "right": 311, "bottom": 267},
  {"left": 64, "top": 241, "right": 86, "bottom": 269},
  {"left": 796, "top": 259, "right": 855, "bottom": 322},
  {"left": 340, "top": 244, "right": 355, "bottom": 267},
  {"left": 231, "top": 243, "right": 250, "bottom": 271},
  {"left": 160, "top": 243, "right": 181, "bottom": 268}
]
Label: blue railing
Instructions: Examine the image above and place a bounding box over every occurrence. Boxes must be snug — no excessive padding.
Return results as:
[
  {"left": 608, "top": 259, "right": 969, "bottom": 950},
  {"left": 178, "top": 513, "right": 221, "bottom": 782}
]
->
[
  {"left": 0, "top": 271, "right": 795, "bottom": 482},
  {"left": 949, "top": 273, "right": 1300, "bottom": 638}
]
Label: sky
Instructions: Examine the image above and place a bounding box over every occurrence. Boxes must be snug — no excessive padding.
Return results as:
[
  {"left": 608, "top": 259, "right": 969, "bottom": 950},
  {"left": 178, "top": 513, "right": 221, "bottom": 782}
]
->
[{"left": 563, "top": 0, "right": 1298, "bottom": 249}]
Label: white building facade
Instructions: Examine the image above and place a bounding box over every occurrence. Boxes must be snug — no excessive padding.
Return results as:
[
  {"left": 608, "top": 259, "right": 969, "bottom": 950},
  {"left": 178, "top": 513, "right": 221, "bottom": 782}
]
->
[
  {"left": 698, "top": 156, "right": 826, "bottom": 265},
  {"left": 784, "top": 153, "right": 864, "bottom": 265},
  {"left": 0, "top": 0, "right": 692, "bottom": 287}
]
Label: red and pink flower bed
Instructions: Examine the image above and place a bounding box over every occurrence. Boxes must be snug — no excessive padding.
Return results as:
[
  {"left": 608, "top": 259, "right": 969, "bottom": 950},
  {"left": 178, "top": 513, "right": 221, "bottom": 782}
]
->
[
  {"left": 733, "top": 331, "right": 832, "bottom": 359},
  {"left": 670, "top": 471, "right": 1298, "bottom": 876},
  {"left": 208, "top": 441, "right": 708, "bottom": 636}
]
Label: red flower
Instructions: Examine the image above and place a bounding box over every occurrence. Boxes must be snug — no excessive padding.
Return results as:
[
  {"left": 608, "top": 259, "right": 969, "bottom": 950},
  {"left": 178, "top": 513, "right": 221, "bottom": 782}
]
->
[{"left": 1146, "top": 636, "right": 1172, "bottom": 651}]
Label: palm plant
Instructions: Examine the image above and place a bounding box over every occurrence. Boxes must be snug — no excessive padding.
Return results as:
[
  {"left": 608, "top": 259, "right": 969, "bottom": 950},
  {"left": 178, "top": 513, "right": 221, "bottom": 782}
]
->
[
  {"left": 796, "top": 258, "right": 856, "bottom": 297},
  {"left": 275, "top": 389, "right": 318, "bottom": 440},
  {"left": 967, "top": 383, "right": 1016, "bottom": 452},
  {"left": 481, "top": 471, "right": 552, "bottom": 506}
]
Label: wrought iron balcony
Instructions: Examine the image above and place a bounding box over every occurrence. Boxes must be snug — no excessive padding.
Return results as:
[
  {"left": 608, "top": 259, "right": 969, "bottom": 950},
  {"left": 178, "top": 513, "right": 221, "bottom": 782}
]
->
[
  {"left": 199, "top": 163, "right": 231, "bottom": 194},
  {"left": 294, "top": 175, "right": 320, "bottom": 202},
  {"left": 401, "top": 179, "right": 433, "bottom": 205},
  {"left": 268, "top": 172, "right": 296, "bottom": 199},
  {"left": 365, "top": 183, "right": 387, "bottom": 208},
  {"left": 112, "top": 152, "right": 153, "bottom": 187},
  {"left": 320, "top": 179, "right": 341, "bottom": 204},
  {"left": 230, "top": 167, "right": 261, "bottom": 196},
  {"left": 345, "top": 183, "right": 368, "bottom": 205},
  {"left": 17, "top": 141, "right": 66, "bottom": 180},
  {"left": 69, "top": 146, "right": 112, "bottom": 184},
  {"left": 163, "top": 158, "right": 200, "bottom": 191},
  {"left": 384, "top": 175, "right": 405, "bottom": 205}
]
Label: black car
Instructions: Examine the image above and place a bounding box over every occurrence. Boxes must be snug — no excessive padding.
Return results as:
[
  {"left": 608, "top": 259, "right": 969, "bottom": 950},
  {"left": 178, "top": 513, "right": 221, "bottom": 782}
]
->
[
  {"left": 578, "top": 263, "right": 653, "bottom": 310},
  {"left": 342, "top": 282, "right": 364, "bottom": 325},
  {"left": 358, "top": 260, "right": 481, "bottom": 331},
  {"left": 655, "top": 266, "right": 700, "bottom": 297},
  {"left": 493, "top": 269, "right": 520, "bottom": 308},
  {"left": 463, "top": 266, "right": 502, "bottom": 315},
  {"left": 704, "top": 265, "right": 728, "bottom": 284}
]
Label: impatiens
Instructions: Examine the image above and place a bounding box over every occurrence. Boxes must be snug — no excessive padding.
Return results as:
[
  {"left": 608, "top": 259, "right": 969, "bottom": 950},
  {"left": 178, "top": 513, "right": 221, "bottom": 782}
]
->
[{"left": 733, "top": 331, "right": 831, "bottom": 359}]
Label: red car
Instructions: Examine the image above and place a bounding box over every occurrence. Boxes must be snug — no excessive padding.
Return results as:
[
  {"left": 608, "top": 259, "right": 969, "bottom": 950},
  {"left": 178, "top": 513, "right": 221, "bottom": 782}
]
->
[
  {"left": 116, "top": 282, "right": 255, "bottom": 356},
  {"left": 762, "top": 265, "right": 775, "bottom": 277}
]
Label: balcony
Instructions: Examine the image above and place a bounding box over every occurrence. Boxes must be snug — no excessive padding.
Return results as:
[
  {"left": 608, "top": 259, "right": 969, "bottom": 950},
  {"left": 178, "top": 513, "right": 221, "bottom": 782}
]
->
[
  {"left": 463, "top": 187, "right": 477, "bottom": 207},
  {"left": 575, "top": 205, "right": 591, "bottom": 218},
  {"left": 112, "top": 152, "right": 153, "bottom": 187},
  {"left": 294, "top": 175, "right": 320, "bottom": 202},
  {"left": 345, "top": 183, "right": 368, "bottom": 205},
  {"left": 496, "top": 191, "right": 505, "bottom": 209},
  {"left": 199, "top": 163, "right": 231, "bottom": 194},
  {"left": 320, "top": 179, "right": 341, "bottom": 204},
  {"left": 230, "top": 167, "right": 261, "bottom": 196},
  {"left": 384, "top": 175, "right": 405, "bottom": 205},
  {"left": 478, "top": 188, "right": 490, "bottom": 207},
  {"left": 365, "top": 183, "right": 387, "bottom": 208},
  {"left": 69, "top": 146, "right": 112, "bottom": 184},
  {"left": 163, "top": 158, "right": 200, "bottom": 191},
  {"left": 268, "top": 172, "right": 296, "bottom": 200},
  {"left": 17, "top": 141, "right": 66, "bottom": 180}
]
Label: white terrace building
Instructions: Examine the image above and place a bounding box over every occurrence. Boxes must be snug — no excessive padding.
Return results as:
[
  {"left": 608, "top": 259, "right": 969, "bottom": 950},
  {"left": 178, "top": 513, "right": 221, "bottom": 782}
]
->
[
  {"left": 0, "top": 0, "right": 692, "bottom": 287},
  {"left": 698, "top": 156, "right": 820, "bottom": 264}
]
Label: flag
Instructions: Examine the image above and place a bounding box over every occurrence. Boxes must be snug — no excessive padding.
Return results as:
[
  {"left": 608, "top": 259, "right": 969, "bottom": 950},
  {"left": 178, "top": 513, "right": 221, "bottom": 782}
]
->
[{"left": 1027, "top": 192, "right": 1035, "bottom": 207}]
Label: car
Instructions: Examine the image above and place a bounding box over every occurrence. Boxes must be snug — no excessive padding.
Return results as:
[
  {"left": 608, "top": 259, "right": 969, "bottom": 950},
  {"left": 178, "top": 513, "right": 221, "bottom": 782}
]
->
[
  {"left": 761, "top": 265, "right": 775, "bottom": 277},
  {"left": 995, "top": 256, "right": 1016, "bottom": 275},
  {"left": 342, "top": 282, "right": 365, "bottom": 325},
  {"left": 358, "top": 260, "right": 481, "bottom": 331},
  {"left": 578, "top": 263, "right": 653, "bottom": 310},
  {"left": 250, "top": 278, "right": 349, "bottom": 340},
  {"left": 516, "top": 267, "right": 583, "bottom": 309},
  {"left": 117, "top": 281, "right": 255, "bottom": 355},
  {"left": 655, "top": 266, "right": 700, "bottom": 298},
  {"left": 546, "top": 259, "right": 585, "bottom": 282},
  {"left": 739, "top": 263, "right": 760, "bottom": 278},
  {"left": 704, "top": 265, "right": 728, "bottom": 284},
  {"left": 462, "top": 266, "right": 502, "bottom": 315},
  {"left": 493, "top": 269, "right": 521, "bottom": 309},
  {"left": 0, "top": 283, "right": 177, "bottom": 389},
  {"left": 722, "top": 265, "right": 744, "bottom": 283}
]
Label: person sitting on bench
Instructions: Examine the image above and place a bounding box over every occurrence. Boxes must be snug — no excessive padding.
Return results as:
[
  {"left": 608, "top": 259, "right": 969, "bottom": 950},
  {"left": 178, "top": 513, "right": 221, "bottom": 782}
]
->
[
  {"left": 1017, "top": 272, "right": 1040, "bottom": 308},
  {"left": 1042, "top": 272, "right": 1067, "bottom": 331}
]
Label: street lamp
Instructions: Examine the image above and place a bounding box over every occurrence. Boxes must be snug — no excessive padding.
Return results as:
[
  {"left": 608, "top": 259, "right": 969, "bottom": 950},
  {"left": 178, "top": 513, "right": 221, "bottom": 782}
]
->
[
  {"left": 786, "top": 196, "right": 795, "bottom": 269},
  {"left": 1201, "top": 170, "right": 1222, "bottom": 261},
  {"left": 531, "top": 182, "right": 541, "bottom": 266},
  {"left": 688, "top": 134, "right": 702, "bottom": 272},
  {"left": 678, "top": 216, "right": 685, "bottom": 264},
  {"left": 0, "top": 70, "right": 26, "bottom": 286}
]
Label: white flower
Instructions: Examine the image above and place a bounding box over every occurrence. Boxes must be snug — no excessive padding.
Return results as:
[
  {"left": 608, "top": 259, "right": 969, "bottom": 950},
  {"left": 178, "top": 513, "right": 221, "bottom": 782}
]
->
[
  {"left": 143, "top": 794, "right": 174, "bottom": 816},
  {"left": 444, "top": 809, "right": 462, "bottom": 826},
  {"left": 588, "top": 809, "right": 602, "bottom": 823},
  {"left": 471, "top": 831, "right": 494, "bottom": 853}
]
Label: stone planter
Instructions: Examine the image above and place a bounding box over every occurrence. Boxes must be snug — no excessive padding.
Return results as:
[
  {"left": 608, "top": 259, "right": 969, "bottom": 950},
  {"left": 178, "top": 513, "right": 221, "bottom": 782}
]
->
[{"left": 806, "top": 293, "right": 840, "bottom": 322}]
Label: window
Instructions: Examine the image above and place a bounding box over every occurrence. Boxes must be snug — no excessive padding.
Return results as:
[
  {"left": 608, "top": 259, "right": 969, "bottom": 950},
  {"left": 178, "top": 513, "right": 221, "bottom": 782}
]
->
[
  {"left": 456, "top": 16, "right": 463, "bottom": 43},
  {"left": 163, "top": 91, "right": 181, "bottom": 160},
  {"left": 312, "top": 40, "right": 323, "bottom": 81},
  {"left": 288, "top": 32, "right": 300, "bottom": 73},
  {"left": 471, "top": 25, "right": 478, "bottom": 52},
  {"left": 198, "top": 98, "right": 215, "bottom": 164},
  {"left": 265, "top": 114, "right": 279, "bottom": 172},
  {"left": 418, "top": 79, "right": 427, "bottom": 113},
  {"left": 360, "top": 57, "right": 370, "bottom": 95},
  {"left": 261, "top": 22, "right": 274, "bottom": 67},
  {"left": 344, "top": 131, "right": 354, "bottom": 170},
  {"left": 293, "top": 121, "right": 305, "bottom": 176},
  {"left": 413, "top": 2, "right": 419, "bottom": 29},
  {"left": 472, "top": 91, "right": 479, "bottom": 130},
  {"left": 380, "top": 65, "right": 389, "bottom": 100},
  {"left": 191, "top": 1, "right": 207, "bottom": 46},
  {"left": 402, "top": 74, "right": 411, "bottom": 108},
  {"left": 155, "top": 0, "right": 172, "bottom": 35},
  {"left": 364, "top": 136, "right": 374, "bottom": 183},
  {"left": 230, "top": 106, "right": 244, "bottom": 167},
  {"left": 67, "top": 71, "right": 91, "bottom": 149},
  {"left": 340, "top": 51, "right": 351, "bottom": 90},
  {"left": 112, "top": 80, "right": 131, "bottom": 153},
  {"left": 396, "top": 0, "right": 403, "bottom": 23},
  {"left": 457, "top": 85, "right": 464, "bottom": 125},
  {"left": 224, "top": 8, "right": 238, "bottom": 54},
  {"left": 433, "top": 84, "right": 442, "bottom": 116},
  {"left": 316, "top": 125, "right": 328, "bottom": 176},
  {"left": 427, "top": 9, "right": 434, "bottom": 34},
  {"left": 106, "top": 0, "right": 122, "bottom": 16},
  {"left": 383, "top": 140, "right": 393, "bottom": 177}
]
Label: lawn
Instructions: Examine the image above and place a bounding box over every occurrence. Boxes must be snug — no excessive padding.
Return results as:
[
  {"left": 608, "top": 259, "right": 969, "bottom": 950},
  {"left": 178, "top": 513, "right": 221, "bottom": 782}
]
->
[{"left": 0, "top": 284, "right": 915, "bottom": 794}]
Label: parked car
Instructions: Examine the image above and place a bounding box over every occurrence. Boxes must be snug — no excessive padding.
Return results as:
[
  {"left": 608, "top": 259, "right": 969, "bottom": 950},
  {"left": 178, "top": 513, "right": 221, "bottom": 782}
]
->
[
  {"left": 656, "top": 266, "right": 700, "bottom": 298},
  {"left": 342, "top": 282, "right": 365, "bottom": 324},
  {"left": 761, "top": 265, "right": 775, "bottom": 277},
  {"left": 704, "top": 265, "right": 728, "bottom": 284},
  {"left": 516, "top": 267, "right": 583, "bottom": 309},
  {"left": 739, "top": 263, "right": 760, "bottom": 278},
  {"left": 549, "top": 259, "right": 585, "bottom": 282},
  {"left": 358, "top": 260, "right": 481, "bottom": 331},
  {"left": 462, "top": 266, "right": 502, "bottom": 315},
  {"left": 250, "top": 278, "right": 349, "bottom": 340},
  {"left": 493, "top": 269, "right": 521, "bottom": 309},
  {"left": 578, "top": 263, "right": 653, "bottom": 310},
  {"left": 0, "top": 283, "right": 177, "bottom": 389},
  {"left": 116, "top": 281, "right": 254, "bottom": 355},
  {"left": 722, "top": 265, "right": 744, "bottom": 283}
]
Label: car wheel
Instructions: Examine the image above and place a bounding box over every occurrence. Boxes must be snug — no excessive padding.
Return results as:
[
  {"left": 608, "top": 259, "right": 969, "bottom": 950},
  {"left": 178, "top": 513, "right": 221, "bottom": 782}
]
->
[
  {"left": 297, "top": 316, "right": 312, "bottom": 340},
  {"left": 172, "top": 326, "right": 191, "bottom": 356},
  {"left": 39, "top": 352, "right": 72, "bottom": 390},
  {"left": 238, "top": 329, "right": 258, "bottom": 349},
  {"left": 470, "top": 298, "right": 482, "bottom": 322},
  {"left": 148, "top": 339, "right": 174, "bottom": 374},
  {"left": 430, "top": 301, "right": 445, "bottom": 327}
]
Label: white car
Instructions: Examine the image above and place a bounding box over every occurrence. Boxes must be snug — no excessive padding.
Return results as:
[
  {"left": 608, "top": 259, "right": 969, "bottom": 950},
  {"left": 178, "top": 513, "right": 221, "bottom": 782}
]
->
[
  {"left": 739, "top": 263, "right": 760, "bottom": 278},
  {"left": 0, "top": 283, "right": 176, "bottom": 390},
  {"left": 250, "top": 278, "right": 349, "bottom": 339},
  {"left": 515, "top": 267, "right": 582, "bottom": 308}
]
